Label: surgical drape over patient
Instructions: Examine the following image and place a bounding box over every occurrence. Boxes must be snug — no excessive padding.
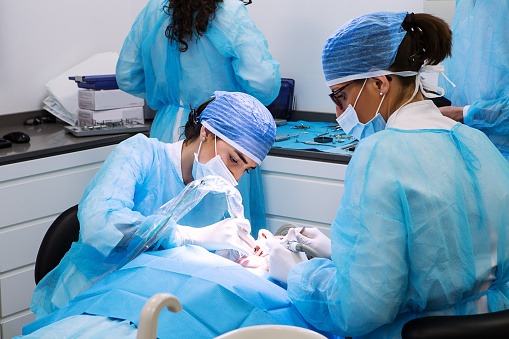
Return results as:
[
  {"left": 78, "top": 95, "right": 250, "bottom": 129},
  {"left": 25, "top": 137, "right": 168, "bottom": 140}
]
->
[
  {"left": 200, "top": 91, "right": 276, "bottom": 165},
  {"left": 23, "top": 247, "right": 328, "bottom": 339},
  {"left": 322, "top": 11, "right": 407, "bottom": 86}
]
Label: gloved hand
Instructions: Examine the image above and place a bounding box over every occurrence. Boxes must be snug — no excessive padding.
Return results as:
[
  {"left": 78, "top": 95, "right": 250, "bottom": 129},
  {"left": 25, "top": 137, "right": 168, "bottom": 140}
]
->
[
  {"left": 295, "top": 227, "right": 332, "bottom": 259},
  {"left": 265, "top": 236, "right": 307, "bottom": 284},
  {"left": 176, "top": 218, "right": 256, "bottom": 256}
]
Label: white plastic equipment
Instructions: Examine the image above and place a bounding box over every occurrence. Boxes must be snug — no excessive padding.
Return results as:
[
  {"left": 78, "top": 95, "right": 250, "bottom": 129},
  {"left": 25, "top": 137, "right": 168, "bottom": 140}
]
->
[
  {"left": 215, "top": 325, "right": 328, "bottom": 339},
  {"left": 136, "top": 293, "right": 183, "bottom": 339},
  {"left": 136, "top": 293, "right": 328, "bottom": 339}
]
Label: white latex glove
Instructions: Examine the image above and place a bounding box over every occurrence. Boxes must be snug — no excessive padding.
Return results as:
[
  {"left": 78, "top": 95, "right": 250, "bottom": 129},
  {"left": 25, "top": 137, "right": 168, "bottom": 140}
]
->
[
  {"left": 295, "top": 227, "right": 332, "bottom": 259},
  {"left": 176, "top": 218, "right": 256, "bottom": 256},
  {"left": 265, "top": 237, "right": 307, "bottom": 284}
]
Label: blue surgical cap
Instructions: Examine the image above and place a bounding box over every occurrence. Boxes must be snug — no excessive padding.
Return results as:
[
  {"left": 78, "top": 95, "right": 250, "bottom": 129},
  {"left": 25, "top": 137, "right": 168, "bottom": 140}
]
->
[
  {"left": 322, "top": 11, "right": 408, "bottom": 86},
  {"left": 199, "top": 91, "right": 276, "bottom": 165}
]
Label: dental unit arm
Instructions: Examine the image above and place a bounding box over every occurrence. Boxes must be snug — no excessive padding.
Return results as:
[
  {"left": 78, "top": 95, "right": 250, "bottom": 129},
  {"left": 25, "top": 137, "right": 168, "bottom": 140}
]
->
[{"left": 285, "top": 240, "right": 319, "bottom": 258}]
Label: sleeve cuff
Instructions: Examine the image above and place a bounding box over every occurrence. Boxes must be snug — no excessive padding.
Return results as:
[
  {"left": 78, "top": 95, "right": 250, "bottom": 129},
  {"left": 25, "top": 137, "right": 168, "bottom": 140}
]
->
[{"left": 463, "top": 105, "right": 470, "bottom": 117}]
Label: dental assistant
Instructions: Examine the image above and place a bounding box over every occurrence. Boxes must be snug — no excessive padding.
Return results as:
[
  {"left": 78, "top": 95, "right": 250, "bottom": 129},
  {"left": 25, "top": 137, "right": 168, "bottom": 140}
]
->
[
  {"left": 31, "top": 91, "right": 276, "bottom": 319},
  {"left": 266, "top": 12, "right": 509, "bottom": 339},
  {"left": 439, "top": 0, "right": 509, "bottom": 161},
  {"left": 116, "top": 0, "right": 281, "bottom": 234}
]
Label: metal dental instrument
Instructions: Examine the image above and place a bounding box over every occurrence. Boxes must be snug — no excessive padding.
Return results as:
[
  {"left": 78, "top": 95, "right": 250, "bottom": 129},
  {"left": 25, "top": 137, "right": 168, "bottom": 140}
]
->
[
  {"left": 275, "top": 134, "right": 300, "bottom": 142},
  {"left": 285, "top": 240, "right": 319, "bottom": 258},
  {"left": 340, "top": 141, "right": 358, "bottom": 150},
  {"left": 296, "top": 139, "right": 322, "bottom": 145},
  {"left": 317, "top": 131, "right": 329, "bottom": 137},
  {"left": 291, "top": 123, "right": 311, "bottom": 130}
]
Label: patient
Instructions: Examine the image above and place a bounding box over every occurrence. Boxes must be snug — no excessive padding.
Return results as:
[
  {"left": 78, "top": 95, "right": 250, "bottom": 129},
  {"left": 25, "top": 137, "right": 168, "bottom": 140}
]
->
[
  {"left": 20, "top": 176, "right": 322, "bottom": 339},
  {"left": 20, "top": 236, "right": 325, "bottom": 339}
]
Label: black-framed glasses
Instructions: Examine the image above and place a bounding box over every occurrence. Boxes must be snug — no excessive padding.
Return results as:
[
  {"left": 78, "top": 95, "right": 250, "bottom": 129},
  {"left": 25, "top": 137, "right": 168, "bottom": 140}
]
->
[
  {"left": 240, "top": 0, "right": 252, "bottom": 5},
  {"left": 329, "top": 81, "right": 355, "bottom": 108}
]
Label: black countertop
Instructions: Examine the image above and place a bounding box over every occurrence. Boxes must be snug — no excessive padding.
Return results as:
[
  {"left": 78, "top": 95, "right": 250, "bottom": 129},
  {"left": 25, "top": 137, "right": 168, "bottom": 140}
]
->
[{"left": 0, "top": 110, "right": 351, "bottom": 166}]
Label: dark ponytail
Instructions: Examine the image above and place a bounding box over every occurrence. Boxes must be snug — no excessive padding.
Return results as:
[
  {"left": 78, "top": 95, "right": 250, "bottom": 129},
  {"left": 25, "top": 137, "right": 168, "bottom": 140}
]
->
[
  {"left": 389, "top": 13, "right": 452, "bottom": 86},
  {"left": 181, "top": 98, "right": 215, "bottom": 144}
]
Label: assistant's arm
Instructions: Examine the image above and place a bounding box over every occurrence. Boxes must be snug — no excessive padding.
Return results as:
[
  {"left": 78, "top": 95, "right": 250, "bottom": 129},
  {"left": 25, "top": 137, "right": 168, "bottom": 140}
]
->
[
  {"left": 210, "top": 1, "right": 281, "bottom": 105},
  {"left": 464, "top": 93, "right": 509, "bottom": 135},
  {"left": 115, "top": 0, "right": 160, "bottom": 98},
  {"left": 286, "top": 142, "right": 408, "bottom": 337},
  {"left": 78, "top": 134, "right": 178, "bottom": 257}
]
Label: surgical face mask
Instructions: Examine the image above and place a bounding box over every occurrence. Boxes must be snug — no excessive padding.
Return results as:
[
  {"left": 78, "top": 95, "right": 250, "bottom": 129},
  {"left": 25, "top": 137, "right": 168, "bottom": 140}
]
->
[
  {"left": 336, "top": 79, "right": 387, "bottom": 140},
  {"left": 192, "top": 136, "right": 238, "bottom": 186}
]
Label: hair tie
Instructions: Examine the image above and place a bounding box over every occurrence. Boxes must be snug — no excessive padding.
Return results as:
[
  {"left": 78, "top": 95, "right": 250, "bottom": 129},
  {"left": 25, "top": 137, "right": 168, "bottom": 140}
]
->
[
  {"left": 405, "top": 12, "right": 416, "bottom": 32},
  {"left": 190, "top": 108, "right": 199, "bottom": 124}
]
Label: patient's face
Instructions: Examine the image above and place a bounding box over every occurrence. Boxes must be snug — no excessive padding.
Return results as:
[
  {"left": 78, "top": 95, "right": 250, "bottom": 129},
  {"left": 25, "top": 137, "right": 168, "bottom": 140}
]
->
[{"left": 236, "top": 229, "right": 285, "bottom": 271}]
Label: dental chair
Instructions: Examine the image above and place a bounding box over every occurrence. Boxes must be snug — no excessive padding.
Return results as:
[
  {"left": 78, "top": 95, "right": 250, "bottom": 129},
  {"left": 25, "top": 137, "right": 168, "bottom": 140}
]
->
[
  {"left": 136, "top": 293, "right": 328, "bottom": 339},
  {"left": 401, "top": 310, "right": 509, "bottom": 339},
  {"left": 34, "top": 205, "right": 80, "bottom": 284}
]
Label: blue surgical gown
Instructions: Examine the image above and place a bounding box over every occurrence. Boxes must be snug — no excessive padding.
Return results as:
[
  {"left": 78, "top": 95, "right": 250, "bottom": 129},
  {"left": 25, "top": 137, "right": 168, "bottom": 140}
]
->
[
  {"left": 116, "top": 0, "right": 281, "bottom": 142},
  {"left": 31, "top": 134, "right": 219, "bottom": 318},
  {"left": 440, "top": 0, "right": 509, "bottom": 160},
  {"left": 287, "top": 108, "right": 509, "bottom": 338},
  {"left": 116, "top": 0, "right": 280, "bottom": 233}
]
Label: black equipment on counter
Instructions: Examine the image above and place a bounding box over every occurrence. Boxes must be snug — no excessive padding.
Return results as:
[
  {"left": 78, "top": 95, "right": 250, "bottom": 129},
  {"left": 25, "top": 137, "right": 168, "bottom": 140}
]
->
[{"left": 266, "top": 78, "right": 295, "bottom": 121}]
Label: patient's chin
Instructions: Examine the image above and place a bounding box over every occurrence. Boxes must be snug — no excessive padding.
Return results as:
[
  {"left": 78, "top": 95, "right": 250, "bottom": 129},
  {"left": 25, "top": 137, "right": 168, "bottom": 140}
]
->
[{"left": 237, "top": 255, "right": 269, "bottom": 271}]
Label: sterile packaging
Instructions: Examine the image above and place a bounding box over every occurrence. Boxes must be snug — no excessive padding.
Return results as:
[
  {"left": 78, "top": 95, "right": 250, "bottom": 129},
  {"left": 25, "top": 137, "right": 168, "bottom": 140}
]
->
[
  {"left": 44, "top": 52, "right": 119, "bottom": 125},
  {"left": 78, "top": 106, "right": 144, "bottom": 126},
  {"left": 78, "top": 89, "right": 144, "bottom": 111}
]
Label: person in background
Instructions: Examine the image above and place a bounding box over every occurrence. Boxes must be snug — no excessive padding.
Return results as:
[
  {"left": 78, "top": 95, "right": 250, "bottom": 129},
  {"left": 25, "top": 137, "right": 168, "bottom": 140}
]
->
[
  {"left": 265, "top": 11, "right": 509, "bottom": 339},
  {"left": 116, "top": 0, "right": 281, "bottom": 235},
  {"left": 31, "top": 91, "right": 276, "bottom": 319},
  {"left": 438, "top": 0, "right": 509, "bottom": 161}
]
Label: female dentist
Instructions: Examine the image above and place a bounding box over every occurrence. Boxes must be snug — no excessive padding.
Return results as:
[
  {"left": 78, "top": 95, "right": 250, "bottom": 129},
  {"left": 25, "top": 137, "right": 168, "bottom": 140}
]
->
[
  {"left": 31, "top": 91, "right": 275, "bottom": 319},
  {"left": 116, "top": 0, "right": 281, "bottom": 235},
  {"left": 266, "top": 12, "right": 509, "bottom": 339}
]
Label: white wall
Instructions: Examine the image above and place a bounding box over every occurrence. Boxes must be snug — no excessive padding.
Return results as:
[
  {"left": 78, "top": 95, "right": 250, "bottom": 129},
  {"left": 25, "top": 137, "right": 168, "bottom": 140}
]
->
[
  {"left": 0, "top": 0, "right": 147, "bottom": 116},
  {"left": 1, "top": 0, "right": 456, "bottom": 117},
  {"left": 247, "top": 0, "right": 424, "bottom": 114},
  {"left": 424, "top": 0, "right": 455, "bottom": 27}
]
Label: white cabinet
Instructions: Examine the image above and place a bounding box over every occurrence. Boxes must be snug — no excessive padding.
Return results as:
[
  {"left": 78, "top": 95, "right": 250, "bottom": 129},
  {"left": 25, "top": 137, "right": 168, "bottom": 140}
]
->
[
  {"left": 0, "top": 145, "right": 116, "bottom": 339},
  {"left": 261, "top": 155, "right": 347, "bottom": 237}
]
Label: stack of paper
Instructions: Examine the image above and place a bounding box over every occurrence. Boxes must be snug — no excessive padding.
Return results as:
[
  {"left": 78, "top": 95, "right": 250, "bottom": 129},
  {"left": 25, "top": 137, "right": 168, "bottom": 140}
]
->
[{"left": 43, "top": 52, "right": 119, "bottom": 125}]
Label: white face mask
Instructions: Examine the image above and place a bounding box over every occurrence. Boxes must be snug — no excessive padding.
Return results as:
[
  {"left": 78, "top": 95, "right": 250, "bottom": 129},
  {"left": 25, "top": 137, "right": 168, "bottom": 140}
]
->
[
  {"left": 192, "top": 135, "right": 238, "bottom": 186},
  {"left": 336, "top": 78, "right": 387, "bottom": 140}
]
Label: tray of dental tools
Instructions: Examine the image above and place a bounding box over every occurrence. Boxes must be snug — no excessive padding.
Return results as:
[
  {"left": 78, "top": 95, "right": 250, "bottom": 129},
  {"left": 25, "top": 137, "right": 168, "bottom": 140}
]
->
[
  {"left": 273, "top": 120, "right": 358, "bottom": 155},
  {"left": 64, "top": 119, "right": 150, "bottom": 137}
]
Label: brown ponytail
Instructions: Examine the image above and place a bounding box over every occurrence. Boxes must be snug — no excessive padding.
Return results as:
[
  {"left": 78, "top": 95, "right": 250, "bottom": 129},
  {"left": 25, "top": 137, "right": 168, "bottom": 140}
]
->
[
  {"left": 181, "top": 98, "right": 215, "bottom": 144},
  {"left": 389, "top": 13, "right": 452, "bottom": 86}
]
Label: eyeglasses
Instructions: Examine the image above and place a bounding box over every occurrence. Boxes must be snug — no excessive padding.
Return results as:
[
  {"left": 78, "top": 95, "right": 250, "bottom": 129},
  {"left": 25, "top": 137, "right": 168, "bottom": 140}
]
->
[
  {"left": 329, "top": 81, "right": 355, "bottom": 108},
  {"left": 240, "top": 0, "right": 252, "bottom": 5}
]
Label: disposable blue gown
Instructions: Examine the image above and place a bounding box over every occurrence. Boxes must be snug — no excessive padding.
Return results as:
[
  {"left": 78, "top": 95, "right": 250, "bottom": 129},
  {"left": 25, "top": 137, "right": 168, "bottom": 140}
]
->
[
  {"left": 287, "top": 123, "right": 509, "bottom": 338},
  {"left": 116, "top": 0, "right": 280, "bottom": 232},
  {"left": 440, "top": 0, "right": 509, "bottom": 160},
  {"left": 116, "top": 0, "right": 280, "bottom": 142},
  {"left": 30, "top": 134, "right": 224, "bottom": 318}
]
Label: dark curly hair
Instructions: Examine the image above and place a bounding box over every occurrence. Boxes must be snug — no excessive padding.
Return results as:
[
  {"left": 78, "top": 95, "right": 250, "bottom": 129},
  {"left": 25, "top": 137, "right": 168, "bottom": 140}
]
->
[{"left": 164, "top": 0, "right": 224, "bottom": 52}]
